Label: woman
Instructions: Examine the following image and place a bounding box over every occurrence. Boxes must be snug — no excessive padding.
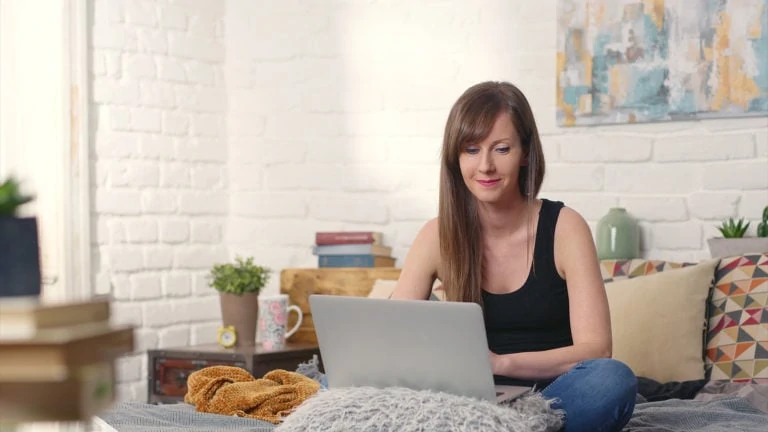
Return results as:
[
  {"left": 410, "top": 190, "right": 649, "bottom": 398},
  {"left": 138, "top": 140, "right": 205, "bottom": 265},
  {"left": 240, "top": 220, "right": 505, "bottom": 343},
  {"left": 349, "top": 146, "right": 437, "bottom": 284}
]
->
[{"left": 390, "top": 81, "right": 637, "bottom": 431}]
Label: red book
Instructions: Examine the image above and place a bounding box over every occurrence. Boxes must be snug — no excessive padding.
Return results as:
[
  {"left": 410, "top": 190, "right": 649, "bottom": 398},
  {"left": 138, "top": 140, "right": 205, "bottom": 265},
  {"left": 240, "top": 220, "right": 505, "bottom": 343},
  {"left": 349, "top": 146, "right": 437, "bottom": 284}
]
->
[{"left": 315, "top": 231, "right": 383, "bottom": 245}]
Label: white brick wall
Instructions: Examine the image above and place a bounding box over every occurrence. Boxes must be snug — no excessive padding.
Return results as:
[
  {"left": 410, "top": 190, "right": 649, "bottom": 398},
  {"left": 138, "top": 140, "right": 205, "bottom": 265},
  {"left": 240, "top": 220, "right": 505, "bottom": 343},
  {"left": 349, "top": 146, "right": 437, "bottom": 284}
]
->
[
  {"left": 92, "top": 0, "right": 768, "bottom": 402},
  {"left": 91, "top": 0, "right": 227, "bottom": 402},
  {"left": 226, "top": 0, "right": 767, "bottom": 275}
]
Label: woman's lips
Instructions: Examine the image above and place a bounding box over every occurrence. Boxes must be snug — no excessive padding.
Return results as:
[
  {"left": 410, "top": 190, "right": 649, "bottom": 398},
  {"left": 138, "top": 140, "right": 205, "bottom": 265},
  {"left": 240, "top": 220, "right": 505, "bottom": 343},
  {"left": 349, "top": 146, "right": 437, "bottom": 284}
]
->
[{"left": 477, "top": 179, "right": 500, "bottom": 187}]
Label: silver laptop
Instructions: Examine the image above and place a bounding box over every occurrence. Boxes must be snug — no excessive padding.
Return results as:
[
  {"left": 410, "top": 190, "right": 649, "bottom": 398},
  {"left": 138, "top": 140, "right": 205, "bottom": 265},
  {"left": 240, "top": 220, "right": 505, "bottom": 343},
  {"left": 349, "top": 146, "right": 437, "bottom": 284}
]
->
[{"left": 308, "top": 294, "right": 531, "bottom": 403}]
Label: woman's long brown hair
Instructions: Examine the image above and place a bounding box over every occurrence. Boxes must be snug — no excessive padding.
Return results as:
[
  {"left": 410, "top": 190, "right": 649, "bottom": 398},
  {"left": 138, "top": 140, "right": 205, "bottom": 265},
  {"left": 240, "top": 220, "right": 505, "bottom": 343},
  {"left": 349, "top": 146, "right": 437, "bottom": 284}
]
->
[{"left": 438, "top": 81, "right": 546, "bottom": 305}]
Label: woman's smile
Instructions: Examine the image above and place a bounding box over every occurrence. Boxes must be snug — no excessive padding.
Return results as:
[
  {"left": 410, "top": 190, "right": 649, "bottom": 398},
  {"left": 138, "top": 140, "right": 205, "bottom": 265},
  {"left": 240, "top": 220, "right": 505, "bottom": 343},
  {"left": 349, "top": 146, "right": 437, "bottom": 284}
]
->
[{"left": 477, "top": 179, "right": 501, "bottom": 187}]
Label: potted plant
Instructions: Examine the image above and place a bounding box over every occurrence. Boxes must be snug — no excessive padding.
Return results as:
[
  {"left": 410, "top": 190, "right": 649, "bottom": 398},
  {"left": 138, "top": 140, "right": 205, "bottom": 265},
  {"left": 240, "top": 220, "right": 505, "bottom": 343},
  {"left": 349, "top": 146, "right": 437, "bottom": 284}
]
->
[
  {"left": 0, "top": 176, "right": 41, "bottom": 299},
  {"left": 207, "top": 256, "right": 271, "bottom": 347},
  {"left": 707, "top": 209, "right": 768, "bottom": 258},
  {"left": 758, "top": 206, "right": 768, "bottom": 238}
]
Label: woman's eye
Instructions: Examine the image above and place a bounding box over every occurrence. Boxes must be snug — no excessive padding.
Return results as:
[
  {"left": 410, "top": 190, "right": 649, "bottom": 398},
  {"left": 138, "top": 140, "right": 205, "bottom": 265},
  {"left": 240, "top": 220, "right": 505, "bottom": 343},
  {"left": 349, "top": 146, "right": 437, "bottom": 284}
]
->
[
  {"left": 496, "top": 147, "right": 510, "bottom": 153},
  {"left": 465, "top": 147, "right": 479, "bottom": 154}
]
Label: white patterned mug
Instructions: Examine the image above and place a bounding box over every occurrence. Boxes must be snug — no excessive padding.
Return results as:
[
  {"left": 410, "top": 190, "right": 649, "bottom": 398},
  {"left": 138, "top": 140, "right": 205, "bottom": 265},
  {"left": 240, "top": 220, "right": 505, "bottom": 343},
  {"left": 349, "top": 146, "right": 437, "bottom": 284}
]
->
[{"left": 258, "top": 294, "right": 303, "bottom": 350}]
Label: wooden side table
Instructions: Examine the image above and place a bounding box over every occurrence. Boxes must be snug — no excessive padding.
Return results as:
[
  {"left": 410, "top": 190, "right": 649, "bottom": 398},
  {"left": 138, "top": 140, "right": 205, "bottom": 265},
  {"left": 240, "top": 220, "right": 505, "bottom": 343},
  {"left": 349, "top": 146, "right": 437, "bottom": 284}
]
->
[{"left": 146, "top": 342, "right": 321, "bottom": 404}]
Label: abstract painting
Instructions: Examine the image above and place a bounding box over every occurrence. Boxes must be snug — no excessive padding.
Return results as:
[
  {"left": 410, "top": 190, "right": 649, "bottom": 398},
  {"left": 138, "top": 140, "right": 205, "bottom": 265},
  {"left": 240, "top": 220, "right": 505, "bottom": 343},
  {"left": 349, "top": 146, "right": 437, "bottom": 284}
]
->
[{"left": 556, "top": 0, "right": 768, "bottom": 126}]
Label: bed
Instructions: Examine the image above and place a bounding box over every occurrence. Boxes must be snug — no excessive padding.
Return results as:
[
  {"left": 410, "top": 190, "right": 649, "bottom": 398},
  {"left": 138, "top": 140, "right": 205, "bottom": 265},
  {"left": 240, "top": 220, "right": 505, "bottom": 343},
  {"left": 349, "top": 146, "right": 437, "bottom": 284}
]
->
[
  {"left": 92, "top": 364, "right": 768, "bottom": 432},
  {"left": 97, "top": 258, "right": 768, "bottom": 431}
]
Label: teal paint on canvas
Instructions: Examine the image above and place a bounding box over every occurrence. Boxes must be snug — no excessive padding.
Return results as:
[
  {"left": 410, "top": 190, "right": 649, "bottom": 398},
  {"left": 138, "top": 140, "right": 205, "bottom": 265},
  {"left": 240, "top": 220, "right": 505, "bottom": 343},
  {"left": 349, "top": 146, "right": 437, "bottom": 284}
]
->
[{"left": 556, "top": 0, "right": 768, "bottom": 126}]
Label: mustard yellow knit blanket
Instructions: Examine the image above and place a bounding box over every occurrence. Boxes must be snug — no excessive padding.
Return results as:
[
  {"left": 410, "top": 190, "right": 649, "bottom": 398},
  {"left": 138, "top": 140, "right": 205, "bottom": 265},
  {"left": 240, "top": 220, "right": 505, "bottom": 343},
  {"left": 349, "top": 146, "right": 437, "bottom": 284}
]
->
[{"left": 184, "top": 365, "right": 320, "bottom": 424}]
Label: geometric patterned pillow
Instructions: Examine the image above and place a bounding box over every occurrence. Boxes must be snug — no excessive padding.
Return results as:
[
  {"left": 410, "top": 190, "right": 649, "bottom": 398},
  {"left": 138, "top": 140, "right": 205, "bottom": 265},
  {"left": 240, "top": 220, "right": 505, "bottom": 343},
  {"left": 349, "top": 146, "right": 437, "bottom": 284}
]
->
[
  {"left": 600, "top": 259, "right": 693, "bottom": 283},
  {"left": 705, "top": 253, "right": 768, "bottom": 384}
]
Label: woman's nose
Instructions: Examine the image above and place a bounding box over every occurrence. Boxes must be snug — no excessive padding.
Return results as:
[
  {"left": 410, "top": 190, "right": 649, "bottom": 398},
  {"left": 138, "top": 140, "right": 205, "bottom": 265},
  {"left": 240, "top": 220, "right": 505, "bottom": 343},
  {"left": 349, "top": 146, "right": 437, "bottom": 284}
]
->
[{"left": 479, "top": 151, "right": 495, "bottom": 173}]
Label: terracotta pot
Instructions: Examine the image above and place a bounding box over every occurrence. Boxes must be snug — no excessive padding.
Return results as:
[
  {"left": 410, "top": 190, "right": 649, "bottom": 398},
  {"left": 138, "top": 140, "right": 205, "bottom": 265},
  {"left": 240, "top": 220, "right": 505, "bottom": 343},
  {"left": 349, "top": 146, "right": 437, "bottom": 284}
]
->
[{"left": 219, "top": 292, "right": 259, "bottom": 347}]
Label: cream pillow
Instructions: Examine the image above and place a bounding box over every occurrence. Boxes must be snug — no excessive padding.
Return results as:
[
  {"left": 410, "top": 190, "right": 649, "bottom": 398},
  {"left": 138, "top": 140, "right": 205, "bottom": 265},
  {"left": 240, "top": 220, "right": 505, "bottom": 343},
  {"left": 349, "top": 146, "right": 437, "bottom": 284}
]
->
[
  {"left": 368, "top": 279, "right": 445, "bottom": 300},
  {"left": 605, "top": 258, "right": 719, "bottom": 383},
  {"left": 368, "top": 279, "right": 398, "bottom": 299}
]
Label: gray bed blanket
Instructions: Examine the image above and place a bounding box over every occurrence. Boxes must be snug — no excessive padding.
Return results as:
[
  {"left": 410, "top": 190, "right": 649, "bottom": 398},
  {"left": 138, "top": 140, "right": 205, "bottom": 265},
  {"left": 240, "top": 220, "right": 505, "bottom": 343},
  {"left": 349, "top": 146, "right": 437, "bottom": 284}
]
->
[
  {"left": 97, "top": 402, "right": 275, "bottom": 432},
  {"left": 98, "top": 355, "right": 768, "bottom": 432},
  {"left": 694, "top": 380, "right": 768, "bottom": 414},
  {"left": 99, "top": 393, "right": 768, "bottom": 432},
  {"left": 624, "top": 396, "right": 768, "bottom": 431},
  {"left": 99, "top": 389, "right": 563, "bottom": 432}
]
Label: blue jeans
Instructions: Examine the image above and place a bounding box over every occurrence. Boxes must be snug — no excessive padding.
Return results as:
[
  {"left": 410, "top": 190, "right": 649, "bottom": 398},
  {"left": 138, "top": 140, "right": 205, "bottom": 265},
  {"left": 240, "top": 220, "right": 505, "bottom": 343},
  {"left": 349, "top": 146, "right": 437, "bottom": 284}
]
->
[{"left": 540, "top": 358, "right": 637, "bottom": 432}]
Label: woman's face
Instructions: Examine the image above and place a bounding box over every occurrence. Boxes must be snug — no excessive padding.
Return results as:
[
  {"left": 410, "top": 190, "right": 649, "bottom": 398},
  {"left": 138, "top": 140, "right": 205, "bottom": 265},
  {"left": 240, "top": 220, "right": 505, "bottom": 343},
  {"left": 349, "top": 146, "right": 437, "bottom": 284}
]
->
[{"left": 458, "top": 112, "right": 525, "bottom": 205}]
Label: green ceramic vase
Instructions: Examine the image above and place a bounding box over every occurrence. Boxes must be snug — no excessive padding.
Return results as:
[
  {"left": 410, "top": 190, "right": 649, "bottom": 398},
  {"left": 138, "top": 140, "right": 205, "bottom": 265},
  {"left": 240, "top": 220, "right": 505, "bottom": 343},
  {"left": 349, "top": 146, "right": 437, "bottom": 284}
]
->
[{"left": 596, "top": 207, "right": 640, "bottom": 260}]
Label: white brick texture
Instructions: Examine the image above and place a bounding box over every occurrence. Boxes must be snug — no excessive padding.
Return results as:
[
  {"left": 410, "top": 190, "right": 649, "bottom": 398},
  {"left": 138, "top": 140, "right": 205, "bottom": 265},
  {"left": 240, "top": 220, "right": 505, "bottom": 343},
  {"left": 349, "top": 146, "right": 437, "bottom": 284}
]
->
[
  {"left": 93, "top": 0, "right": 768, "bottom": 402},
  {"left": 225, "top": 0, "right": 766, "bottom": 282},
  {"left": 91, "top": 0, "right": 227, "bottom": 403}
]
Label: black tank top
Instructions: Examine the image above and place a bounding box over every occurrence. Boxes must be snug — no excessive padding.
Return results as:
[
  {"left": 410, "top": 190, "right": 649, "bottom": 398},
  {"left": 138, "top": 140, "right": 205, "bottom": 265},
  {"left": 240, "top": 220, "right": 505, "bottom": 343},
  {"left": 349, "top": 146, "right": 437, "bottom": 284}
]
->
[{"left": 482, "top": 198, "right": 572, "bottom": 388}]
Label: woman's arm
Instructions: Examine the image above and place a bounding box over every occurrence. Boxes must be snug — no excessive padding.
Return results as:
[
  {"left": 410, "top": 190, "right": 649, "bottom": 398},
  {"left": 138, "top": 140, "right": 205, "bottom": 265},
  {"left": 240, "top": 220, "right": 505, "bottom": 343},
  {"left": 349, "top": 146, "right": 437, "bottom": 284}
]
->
[
  {"left": 390, "top": 218, "right": 441, "bottom": 301},
  {"left": 491, "top": 207, "right": 612, "bottom": 380}
]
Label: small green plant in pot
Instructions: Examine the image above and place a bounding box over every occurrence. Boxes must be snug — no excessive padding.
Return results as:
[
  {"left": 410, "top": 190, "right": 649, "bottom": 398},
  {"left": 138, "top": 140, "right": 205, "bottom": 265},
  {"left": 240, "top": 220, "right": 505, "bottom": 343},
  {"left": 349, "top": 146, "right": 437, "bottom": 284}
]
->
[
  {"left": 208, "top": 256, "right": 271, "bottom": 347},
  {"left": 0, "top": 177, "right": 41, "bottom": 299},
  {"left": 708, "top": 213, "right": 768, "bottom": 258},
  {"left": 716, "top": 217, "right": 750, "bottom": 238}
]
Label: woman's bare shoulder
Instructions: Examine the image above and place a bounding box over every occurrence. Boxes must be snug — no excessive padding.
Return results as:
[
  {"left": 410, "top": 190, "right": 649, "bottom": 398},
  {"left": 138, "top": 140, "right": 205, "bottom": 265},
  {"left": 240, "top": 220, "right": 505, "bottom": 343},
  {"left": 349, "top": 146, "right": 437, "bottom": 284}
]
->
[
  {"left": 412, "top": 217, "right": 441, "bottom": 265},
  {"left": 390, "top": 217, "right": 441, "bottom": 300},
  {"left": 554, "top": 206, "right": 593, "bottom": 249},
  {"left": 554, "top": 205, "right": 599, "bottom": 275},
  {"left": 420, "top": 217, "right": 439, "bottom": 240},
  {"left": 557, "top": 206, "right": 590, "bottom": 232}
]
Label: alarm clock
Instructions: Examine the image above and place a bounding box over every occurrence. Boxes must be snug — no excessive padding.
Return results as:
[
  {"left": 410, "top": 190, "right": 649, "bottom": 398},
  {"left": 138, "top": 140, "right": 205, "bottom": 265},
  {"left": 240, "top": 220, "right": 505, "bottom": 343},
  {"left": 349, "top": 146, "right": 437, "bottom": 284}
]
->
[{"left": 217, "top": 326, "right": 237, "bottom": 348}]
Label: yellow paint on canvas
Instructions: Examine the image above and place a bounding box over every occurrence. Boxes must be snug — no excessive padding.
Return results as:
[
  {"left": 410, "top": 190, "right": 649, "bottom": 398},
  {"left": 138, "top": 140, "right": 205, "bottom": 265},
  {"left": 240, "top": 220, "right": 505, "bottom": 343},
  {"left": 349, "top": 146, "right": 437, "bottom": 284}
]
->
[
  {"left": 584, "top": 56, "right": 593, "bottom": 88},
  {"left": 643, "top": 0, "right": 665, "bottom": 30},
  {"left": 748, "top": 3, "right": 764, "bottom": 39},
  {"left": 729, "top": 66, "right": 761, "bottom": 109},
  {"left": 579, "top": 94, "right": 593, "bottom": 114},
  {"left": 711, "top": 11, "right": 760, "bottom": 111},
  {"left": 609, "top": 65, "right": 629, "bottom": 106},
  {"left": 556, "top": 50, "right": 565, "bottom": 109},
  {"left": 571, "top": 29, "right": 589, "bottom": 85},
  {"left": 581, "top": 0, "right": 598, "bottom": 88},
  {"left": 589, "top": 0, "right": 606, "bottom": 27},
  {"left": 710, "top": 10, "right": 731, "bottom": 111},
  {"left": 556, "top": 51, "right": 576, "bottom": 126}
]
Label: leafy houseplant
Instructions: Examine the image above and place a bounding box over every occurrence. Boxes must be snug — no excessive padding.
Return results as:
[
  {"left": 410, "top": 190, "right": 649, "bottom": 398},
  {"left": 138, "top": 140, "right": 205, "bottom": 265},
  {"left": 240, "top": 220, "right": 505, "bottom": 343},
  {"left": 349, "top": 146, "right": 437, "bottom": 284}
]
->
[
  {"left": 0, "top": 177, "right": 34, "bottom": 216},
  {"left": 0, "top": 177, "right": 42, "bottom": 299},
  {"left": 209, "top": 256, "right": 271, "bottom": 295},
  {"left": 716, "top": 217, "right": 749, "bottom": 238},
  {"left": 708, "top": 212, "right": 768, "bottom": 258},
  {"left": 208, "top": 256, "right": 271, "bottom": 347}
]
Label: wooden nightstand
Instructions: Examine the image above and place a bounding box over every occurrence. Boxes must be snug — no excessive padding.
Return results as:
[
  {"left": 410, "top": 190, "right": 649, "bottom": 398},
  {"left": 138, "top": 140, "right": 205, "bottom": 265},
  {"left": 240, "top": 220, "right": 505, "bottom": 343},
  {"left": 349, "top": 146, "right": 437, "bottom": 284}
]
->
[{"left": 146, "top": 342, "right": 321, "bottom": 404}]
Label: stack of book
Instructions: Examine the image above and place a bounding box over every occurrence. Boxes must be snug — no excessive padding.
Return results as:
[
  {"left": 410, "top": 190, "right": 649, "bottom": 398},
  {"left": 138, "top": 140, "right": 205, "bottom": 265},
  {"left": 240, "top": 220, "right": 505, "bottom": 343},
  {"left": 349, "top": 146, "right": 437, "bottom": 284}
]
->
[
  {"left": 313, "top": 231, "right": 396, "bottom": 268},
  {"left": 0, "top": 296, "right": 135, "bottom": 424}
]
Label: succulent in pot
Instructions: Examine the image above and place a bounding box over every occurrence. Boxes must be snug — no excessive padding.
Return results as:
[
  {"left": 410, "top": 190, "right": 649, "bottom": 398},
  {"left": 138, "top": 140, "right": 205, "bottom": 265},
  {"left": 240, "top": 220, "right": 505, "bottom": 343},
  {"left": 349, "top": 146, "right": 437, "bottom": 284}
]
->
[
  {"left": 708, "top": 213, "right": 768, "bottom": 258},
  {"left": 716, "top": 217, "right": 750, "bottom": 238}
]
